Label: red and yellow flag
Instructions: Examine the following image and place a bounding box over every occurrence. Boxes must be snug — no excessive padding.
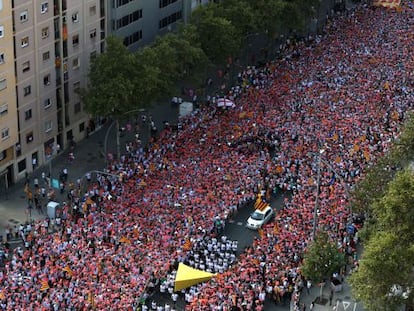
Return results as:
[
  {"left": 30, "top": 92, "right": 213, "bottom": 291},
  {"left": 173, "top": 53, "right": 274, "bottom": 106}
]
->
[
  {"left": 40, "top": 279, "right": 50, "bottom": 291},
  {"left": 62, "top": 266, "right": 74, "bottom": 277},
  {"left": 373, "top": 0, "right": 401, "bottom": 8}
]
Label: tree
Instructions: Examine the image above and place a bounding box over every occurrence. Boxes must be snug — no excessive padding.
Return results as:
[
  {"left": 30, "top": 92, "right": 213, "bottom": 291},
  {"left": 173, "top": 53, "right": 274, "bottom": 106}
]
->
[
  {"left": 190, "top": 5, "right": 242, "bottom": 65},
  {"left": 350, "top": 169, "right": 414, "bottom": 310},
  {"left": 301, "top": 231, "right": 346, "bottom": 285},
  {"left": 151, "top": 25, "right": 209, "bottom": 96},
  {"left": 81, "top": 36, "right": 160, "bottom": 159}
]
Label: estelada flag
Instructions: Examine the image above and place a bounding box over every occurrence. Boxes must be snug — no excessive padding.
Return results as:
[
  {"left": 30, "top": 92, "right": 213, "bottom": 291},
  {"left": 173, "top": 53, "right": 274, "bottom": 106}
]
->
[
  {"left": 183, "top": 239, "right": 192, "bottom": 251},
  {"left": 62, "top": 266, "right": 74, "bottom": 277},
  {"left": 273, "top": 223, "right": 279, "bottom": 234},
  {"left": 119, "top": 236, "right": 131, "bottom": 244},
  {"left": 0, "top": 290, "right": 5, "bottom": 300},
  {"left": 40, "top": 279, "right": 50, "bottom": 291}
]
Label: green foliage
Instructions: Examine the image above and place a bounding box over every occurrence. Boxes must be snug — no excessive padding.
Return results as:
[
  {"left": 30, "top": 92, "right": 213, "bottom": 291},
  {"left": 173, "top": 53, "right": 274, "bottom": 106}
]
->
[
  {"left": 301, "top": 231, "right": 346, "bottom": 283},
  {"left": 350, "top": 170, "right": 414, "bottom": 310},
  {"left": 81, "top": 36, "right": 138, "bottom": 118},
  {"left": 151, "top": 26, "right": 209, "bottom": 94},
  {"left": 191, "top": 5, "right": 242, "bottom": 64}
]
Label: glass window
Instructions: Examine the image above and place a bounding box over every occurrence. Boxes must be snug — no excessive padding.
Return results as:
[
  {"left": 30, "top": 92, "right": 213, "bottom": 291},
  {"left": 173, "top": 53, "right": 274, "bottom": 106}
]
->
[
  {"left": 0, "top": 53, "right": 4, "bottom": 64},
  {"left": 22, "top": 61, "right": 30, "bottom": 73},
  {"left": 41, "top": 1, "right": 48, "bottom": 14},
  {"left": 41, "top": 27, "right": 49, "bottom": 38},
  {"left": 89, "top": 5, "right": 96, "bottom": 16},
  {"left": 72, "top": 57, "right": 79, "bottom": 69},
  {"left": 44, "top": 120, "right": 52, "bottom": 132},
  {"left": 43, "top": 51, "right": 50, "bottom": 61},
  {"left": 26, "top": 132, "right": 34, "bottom": 143},
  {"left": 44, "top": 98, "right": 52, "bottom": 108},
  {"left": 21, "top": 36, "right": 29, "bottom": 48},
  {"left": 0, "top": 26, "right": 4, "bottom": 38},
  {"left": 23, "top": 85, "right": 31, "bottom": 96},
  {"left": 72, "top": 12, "right": 79, "bottom": 23},
  {"left": 1, "top": 127, "right": 9, "bottom": 140},
  {"left": 72, "top": 34, "right": 79, "bottom": 46},
  {"left": 24, "top": 109, "right": 32, "bottom": 120},
  {"left": 18, "top": 159, "right": 26, "bottom": 173},
  {"left": 20, "top": 10, "right": 28, "bottom": 23},
  {"left": 0, "top": 78, "right": 6, "bottom": 91},
  {"left": 0, "top": 103, "right": 8, "bottom": 116},
  {"left": 43, "top": 74, "right": 51, "bottom": 86}
]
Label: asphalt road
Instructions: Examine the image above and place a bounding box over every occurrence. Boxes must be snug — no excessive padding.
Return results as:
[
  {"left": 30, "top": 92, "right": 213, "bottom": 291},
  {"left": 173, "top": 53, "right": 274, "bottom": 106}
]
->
[{"left": 147, "top": 190, "right": 292, "bottom": 311}]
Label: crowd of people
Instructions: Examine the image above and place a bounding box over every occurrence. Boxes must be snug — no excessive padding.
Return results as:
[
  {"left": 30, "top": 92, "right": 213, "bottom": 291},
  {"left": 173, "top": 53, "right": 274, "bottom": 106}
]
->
[{"left": 0, "top": 2, "right": 413, "bottom": 310}]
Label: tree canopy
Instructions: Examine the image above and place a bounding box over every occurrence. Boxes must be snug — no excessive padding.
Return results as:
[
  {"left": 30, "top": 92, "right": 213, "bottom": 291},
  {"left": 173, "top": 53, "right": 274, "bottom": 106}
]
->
[
  {"left": 301, "top": 231, "right": 346, "bottom": 283},
  {"left": 349, "top": 169, "right": 414, "bottom": 310}
]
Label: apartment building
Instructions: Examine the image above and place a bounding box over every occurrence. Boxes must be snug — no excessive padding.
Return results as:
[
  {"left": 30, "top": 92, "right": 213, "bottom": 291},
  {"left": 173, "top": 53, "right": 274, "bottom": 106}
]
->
[
  {"left": 0, "top": 0, "right": 19, "bottom": 189},
  {"left": 0, "top": 0, "right": 106, "bottom": 186}
]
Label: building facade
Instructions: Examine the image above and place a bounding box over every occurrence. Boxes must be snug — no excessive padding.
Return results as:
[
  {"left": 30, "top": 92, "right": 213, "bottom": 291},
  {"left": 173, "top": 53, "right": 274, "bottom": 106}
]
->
[
  {"left": 0, "top": 0, "right": 19, "bottom": 189},
  {"left": 0, "top": 0, "right": 105, "bottom": 186},
  {"left": 0, "top": 0, "right": 216, "bottom": 186}
]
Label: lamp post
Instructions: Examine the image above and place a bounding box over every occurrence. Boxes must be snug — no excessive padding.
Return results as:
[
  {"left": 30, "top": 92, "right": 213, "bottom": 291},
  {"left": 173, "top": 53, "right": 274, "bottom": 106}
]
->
[
  {"left": 312, "top": 149, "right": 351, "bottom": 240},
  {"left": 312, "top": 150, "right": 323, "bottom": 240}
]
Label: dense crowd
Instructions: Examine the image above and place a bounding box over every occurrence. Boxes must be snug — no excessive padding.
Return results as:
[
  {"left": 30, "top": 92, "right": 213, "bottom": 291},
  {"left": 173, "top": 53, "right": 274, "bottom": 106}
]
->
[{"left": 1, "top": 2, "right": 413, "bottom": 310}]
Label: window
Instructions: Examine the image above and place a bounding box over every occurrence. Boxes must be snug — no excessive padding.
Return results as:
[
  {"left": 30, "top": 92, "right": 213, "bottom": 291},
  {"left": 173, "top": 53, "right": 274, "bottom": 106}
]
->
[
  {"left": 114, "top": 0, "right": 134, "bottom": 8},
  {"left": 21, "top": 36, "right": 29, "bottom": 48},
  {"left": 18, "top": 159, "right": 26, "bottom": 173},
  {"left": 24, "top": 109, "right": 32, "bottom": 120},
  {"left": 90, "top": 51, "right": 97, "bottom": 59},
  {"left": 41, "top": 27, "right": 49, "bottom": 38},
  {"left": 73, "top": 81, "right": 80, "bottom": 93},
  {"left": 0, "top": 150, "right": 6, "bottom": 161},
  {"left": 123, "top": 30, "right": 142, "bottom": 46},
  {"left": 41, "top": 1, "right": 48, "bottom": 14},
  {"left": 20, "top": 10, "right": 28, "bottom": 23},
  {"left": 89, "top": 28, "right": 96, "bottom": 39},
  {"left": 26, "top": 132, "right": 34, "bottom": 143},
  {"left": 0, "top": 53, "right": 4, "bottom": 64},
  {"left": 0, "top": 26, "right": 4, "bottom": 38},
  {"left": 44, "top": 120, "right": 52, "bottom": 132},
  {"left": 89, "top": 5, "right": 96, "bottom": 16},
  {"left": 159, "top": 0, "right": 178, "bottom": 8},
  {"left": 42, "top": 51, "right": 50, "bottom": 61},
  {"left": 23, "top": 85, "right": 31, "bottom": 96},
  {"left": 74, "top": 102, "right": 81, "bottom": 114},
  {"left": 72, "top": 34, "right": 79, "bottom": 46},
  {"left": 0, "top": 78, "right": 6, "bottom": 91},
  {"left": 22, "top": 61, "right": 30, "bottom": 73},
  {"left": 72, "top": 12, "right": 79, "bottom": 23},
  {"left": 159, "top": 11, "right": 182, "bottom": 29},
  {"left": 0, "top": 103, "right": 7, "bottom": 116},
  {"left": 44, "top": 98, "right": 52, "bottom": 108},
  {"left": 43, "top": 74, "right": 51, "bottom": 86},
  {"left": 1, "top": 128, "right": 9, "bottom": 140},
  {"left": 114, "top": 9, "right": 142, "bottom": 30},
  {"left": 72, "top": 57, "right": 79, "bottom": 69}
]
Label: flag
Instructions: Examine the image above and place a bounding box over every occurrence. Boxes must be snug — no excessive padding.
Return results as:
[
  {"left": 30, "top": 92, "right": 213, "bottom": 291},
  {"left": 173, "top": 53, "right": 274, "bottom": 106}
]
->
[
  {"left": 87, "top": 291, "right": 96, "bottom": 308},
  {"left": 62, "top": 266, "right": 74, "bottom": 277},
  {"left": 0, "top": 290, "right": 5, "bottom": 300},
  {"left": 373, "top": 0, "right": 401, "bottom": 8},
  {"left": 183, "top": 239, "right": 192, "bottom": 251},
  {"left": 258, "top": 228, "right": 264, "bottom": 239},
  {"left": 119, "top": 236, "right": 131, "bottom": 244},
  {"left": 273, "top": 223, "right": 279, "bottom": 234},
  {"left": 40, "top": 279, "right": 50, "bottom": 291}
]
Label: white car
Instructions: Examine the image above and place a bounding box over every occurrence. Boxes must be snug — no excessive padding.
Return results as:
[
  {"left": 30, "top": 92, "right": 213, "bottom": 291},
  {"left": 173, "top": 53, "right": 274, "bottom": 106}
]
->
[{"left": 246, "top": 205, "right": 275, "bottom": 230}]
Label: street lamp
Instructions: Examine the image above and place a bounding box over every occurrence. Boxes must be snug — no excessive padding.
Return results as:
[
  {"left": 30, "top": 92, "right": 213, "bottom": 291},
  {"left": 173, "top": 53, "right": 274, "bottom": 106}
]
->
[
  {"left": 312, "top": 149, "right": 324, "bottom": 240},
  {"left": 103, "top": 108, "right": 146, "bottom": 167},
  {"left": 312, "top": 150, "right": 351, "bottom": 240}
]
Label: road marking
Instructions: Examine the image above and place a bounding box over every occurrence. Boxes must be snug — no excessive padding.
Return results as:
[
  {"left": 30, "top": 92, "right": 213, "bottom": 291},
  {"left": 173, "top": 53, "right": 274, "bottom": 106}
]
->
[
  {"left": 228, "top": 220, "right": 235, "bottom": 223},
  {"left": 236, "top": 222, "right": 243, "bottom": 226}
]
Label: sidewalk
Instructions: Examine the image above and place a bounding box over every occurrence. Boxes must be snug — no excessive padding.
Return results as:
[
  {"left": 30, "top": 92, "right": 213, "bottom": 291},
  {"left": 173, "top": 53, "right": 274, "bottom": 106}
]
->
[{"left": 0, "top": 101, "right": 179, "bottom": 241}]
